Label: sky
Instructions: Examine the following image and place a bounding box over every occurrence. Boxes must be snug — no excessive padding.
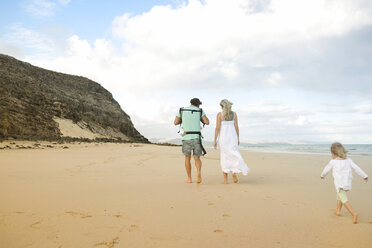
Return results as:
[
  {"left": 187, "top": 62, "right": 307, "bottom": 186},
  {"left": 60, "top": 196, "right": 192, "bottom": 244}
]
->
[{"left": 1, "top": 0, "right": 372, "bottom": 144}]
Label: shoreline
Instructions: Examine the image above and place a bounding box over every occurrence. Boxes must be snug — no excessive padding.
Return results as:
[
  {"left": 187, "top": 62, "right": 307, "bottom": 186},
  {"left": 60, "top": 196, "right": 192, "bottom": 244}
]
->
[
  {"left": 2, "top": 141, "right": 371, "bottom": 158},
  {"left": 2, "top": 140, "right": 371, "bottom": 156}
]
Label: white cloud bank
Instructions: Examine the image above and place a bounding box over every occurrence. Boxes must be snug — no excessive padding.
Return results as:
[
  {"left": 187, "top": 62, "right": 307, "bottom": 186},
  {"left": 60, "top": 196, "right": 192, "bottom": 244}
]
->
[{"left": 2, "top": 0, "right": 372, "bottom": 143}]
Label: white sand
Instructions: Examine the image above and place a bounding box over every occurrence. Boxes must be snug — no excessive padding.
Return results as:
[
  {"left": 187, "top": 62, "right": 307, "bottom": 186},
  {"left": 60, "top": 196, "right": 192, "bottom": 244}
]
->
[
  {"left": 0, "top": 143, "right": 371, "bottom": 247},
  {"left": 53, "top": 117, "right": 128, "bottom": 140}
]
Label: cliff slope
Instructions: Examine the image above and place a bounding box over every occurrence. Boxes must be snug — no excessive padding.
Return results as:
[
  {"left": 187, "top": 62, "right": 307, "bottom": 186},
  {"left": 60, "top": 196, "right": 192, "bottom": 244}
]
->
[{"left": 0, "top": 54, "right": 148, "bottom": 143}]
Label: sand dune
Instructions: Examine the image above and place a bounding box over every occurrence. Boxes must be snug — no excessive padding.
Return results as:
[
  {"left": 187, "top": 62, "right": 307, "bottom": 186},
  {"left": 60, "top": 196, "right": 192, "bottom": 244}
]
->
[{"left": 0, "top": 143, "right": 371, "bottom": 247}]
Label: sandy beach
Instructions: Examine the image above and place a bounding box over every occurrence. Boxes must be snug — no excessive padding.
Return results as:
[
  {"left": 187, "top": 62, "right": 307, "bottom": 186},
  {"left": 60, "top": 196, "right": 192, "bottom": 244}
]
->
[{"left": 0, "top": 142, "right": 371, "bottom": 248}]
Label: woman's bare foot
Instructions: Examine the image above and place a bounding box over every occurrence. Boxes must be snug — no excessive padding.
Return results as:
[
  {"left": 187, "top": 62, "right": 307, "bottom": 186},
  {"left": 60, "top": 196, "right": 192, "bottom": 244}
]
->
[
  {"left": 196, "top": 174, "right": 202, "bottom": 184},
  {"left": 232, "top": 174, "right": 238, "bottom": 183},
  {"left": 353, "top": 213, "right": 358, "bottom": 224}
]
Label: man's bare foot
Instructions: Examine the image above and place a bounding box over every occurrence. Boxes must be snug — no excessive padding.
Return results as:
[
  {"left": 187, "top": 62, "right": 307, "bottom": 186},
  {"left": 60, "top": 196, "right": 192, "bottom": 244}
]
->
[
  {"left": 353, "top": 213, "right": 358, "bottom": 224},
  {"left": 222, "top": 181, "right": 228, "bottom": 184},
  {"left": 196, "top": 174, "right": 202, "bottom": 184},
  {"left": 332, "top": 209, "right": 341, "bottom": 216},
  {"left": 185, "top": 179, "right": 192, "bottom": 183},
  {"left": 232, "top": 174, "right": 238, "bottom": 183}
]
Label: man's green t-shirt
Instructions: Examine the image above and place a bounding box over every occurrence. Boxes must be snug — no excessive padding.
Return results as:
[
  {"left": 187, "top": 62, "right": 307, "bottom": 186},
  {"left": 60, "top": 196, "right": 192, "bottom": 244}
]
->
[{"left": 177, "top": 106, "right": 206, "bottom": 141}]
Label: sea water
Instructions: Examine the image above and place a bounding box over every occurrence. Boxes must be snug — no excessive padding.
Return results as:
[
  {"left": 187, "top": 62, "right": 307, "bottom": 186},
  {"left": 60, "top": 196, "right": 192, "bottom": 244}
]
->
[{"left": 238, "top": 143, "right": 372, "bottom": 156}]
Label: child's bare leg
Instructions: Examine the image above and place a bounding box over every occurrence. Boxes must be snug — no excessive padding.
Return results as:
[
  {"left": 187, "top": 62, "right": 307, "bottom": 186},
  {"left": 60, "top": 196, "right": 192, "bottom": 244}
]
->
[
  {"left": 184, "top": 156, "right": 192, "bottom": 183},
  {"left": 344, "top": 202, "right": 358, "bottom": 224},
  {"left": 222, "top": 173, "right": 228, "bottom": 184},
  {"left": 232, "top": 173, "right": 238, "bottom": 183},
  {"left": 334, "top": 200, "right": 342, "bottom": 216}
]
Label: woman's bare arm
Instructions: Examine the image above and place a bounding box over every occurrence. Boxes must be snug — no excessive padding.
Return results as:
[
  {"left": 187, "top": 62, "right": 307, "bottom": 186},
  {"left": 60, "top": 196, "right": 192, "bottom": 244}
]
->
[
  {"left": 234, "top": 112, "right": 240, "bottom": 144},
  {"left": 214, "top": 113, "right": 222, "bottom": 148}
]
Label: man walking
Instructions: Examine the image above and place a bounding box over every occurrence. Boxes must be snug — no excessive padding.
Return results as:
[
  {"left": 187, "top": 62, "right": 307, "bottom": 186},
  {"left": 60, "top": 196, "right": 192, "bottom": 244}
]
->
[{"left": 174, "top": 98, "right": 209, "bottom": 183}]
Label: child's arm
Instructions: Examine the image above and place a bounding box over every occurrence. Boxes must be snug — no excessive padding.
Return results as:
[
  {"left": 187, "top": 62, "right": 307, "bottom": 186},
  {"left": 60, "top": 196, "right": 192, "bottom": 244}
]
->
[
  {"left": 350, "top": 159, "right": 368, "bottom": 181},
  {"left": 320, "top": 162, "right": 333, "bottom": 179}
]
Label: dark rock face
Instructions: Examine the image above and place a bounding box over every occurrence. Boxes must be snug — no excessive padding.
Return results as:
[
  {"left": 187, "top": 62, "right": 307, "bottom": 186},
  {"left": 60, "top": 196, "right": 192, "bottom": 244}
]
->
[{"left": 0, "top": 54, "right": 148, "bottom": 143}]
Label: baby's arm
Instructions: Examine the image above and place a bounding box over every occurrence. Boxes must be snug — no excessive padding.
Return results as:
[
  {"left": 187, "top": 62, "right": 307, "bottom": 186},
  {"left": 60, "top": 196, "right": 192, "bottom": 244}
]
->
[
  {"left": 320, "top": 162, "right": 333, "bottom": 179},
  {"left": 350, "top": 159, "right": 368, "bottom": 181}
]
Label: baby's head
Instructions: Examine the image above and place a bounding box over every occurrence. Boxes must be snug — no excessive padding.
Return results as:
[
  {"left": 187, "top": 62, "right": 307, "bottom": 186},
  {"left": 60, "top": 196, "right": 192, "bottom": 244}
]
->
[{"left": 330, "top": 142, "right": 348, "bottom": 159}]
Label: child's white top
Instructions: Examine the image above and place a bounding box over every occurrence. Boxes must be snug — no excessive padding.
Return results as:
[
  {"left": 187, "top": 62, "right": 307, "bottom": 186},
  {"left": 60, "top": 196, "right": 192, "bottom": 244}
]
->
[{"left": 321, "top": 158, "right": 368, "bottom": 192}]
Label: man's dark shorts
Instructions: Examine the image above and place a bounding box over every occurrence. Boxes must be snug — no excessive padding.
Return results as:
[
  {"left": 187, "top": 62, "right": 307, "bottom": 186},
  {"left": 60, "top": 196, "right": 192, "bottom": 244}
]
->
[{"left": 182, "top": 139, "right": 202, "bottom": 157}]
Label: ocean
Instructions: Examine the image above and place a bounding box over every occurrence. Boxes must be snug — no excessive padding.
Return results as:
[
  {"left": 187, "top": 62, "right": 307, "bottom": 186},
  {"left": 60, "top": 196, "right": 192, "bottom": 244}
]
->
[
  {"left": 237, "top": 143, "right": 372, "bottom": 157},
  {"left": 157, "top": 138, "right": 372, "bottom": 157}
]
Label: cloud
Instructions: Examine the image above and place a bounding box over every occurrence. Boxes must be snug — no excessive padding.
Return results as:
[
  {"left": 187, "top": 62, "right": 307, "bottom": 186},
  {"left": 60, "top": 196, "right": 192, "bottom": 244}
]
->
[
  {"left": 22, "top": 0, "right": 57, "bottom": 17},
  {"left": 58, "top": 0, "right": 71, "bottom": 5},
  {"left": 107, "top": 0, "right": 372, "bottom": 93},
  {"left": 17, "top": 0, "right": 372, "bottom": 94},
  {"left": 21, "top": 0, "right": 71, "bottom": 17},
  {"left": 0, "top": 39, "right": 24, "bottom": 58},
  {"left": 355, "top": 104, "right": 372, "bottom": 114},
  {"left": 5, "top": 0, "right": 372, "bottom": 142},
  {"left": 3, "top": 24, "right": 56, "bottom": 54}
]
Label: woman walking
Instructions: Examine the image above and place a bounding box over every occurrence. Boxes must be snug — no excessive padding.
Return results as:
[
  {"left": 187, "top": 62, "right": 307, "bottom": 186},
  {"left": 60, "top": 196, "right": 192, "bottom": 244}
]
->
[{"left": 214, "top": 99, "right": 250, "bottom": 184}]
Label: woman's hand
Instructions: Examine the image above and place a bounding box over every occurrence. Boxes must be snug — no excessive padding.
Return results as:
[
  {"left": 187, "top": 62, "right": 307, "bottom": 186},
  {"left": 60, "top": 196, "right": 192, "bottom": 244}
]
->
[
  {"left": 214, "top": 142, "right": 217, "bottom": 150},
  {"left": 364, "top": 177, "right": 368, "bottom": 182}
]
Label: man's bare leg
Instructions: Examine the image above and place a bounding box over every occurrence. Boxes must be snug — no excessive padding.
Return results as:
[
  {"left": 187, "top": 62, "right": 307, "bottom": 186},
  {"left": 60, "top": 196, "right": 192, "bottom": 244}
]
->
[
  {"left": 194, "top": 156, "right": 202, "bottom": 183},
  {"left": 185, "top": 156, "right": 192, "bottom": 183},
  {"left": 344, "top": 202, "right": 358, "bottom": 224}
]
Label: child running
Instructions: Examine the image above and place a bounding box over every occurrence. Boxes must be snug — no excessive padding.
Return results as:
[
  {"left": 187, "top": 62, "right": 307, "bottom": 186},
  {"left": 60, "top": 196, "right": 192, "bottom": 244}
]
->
[{"left": 320, "top": 142, "right": 368, "bottom": 224}]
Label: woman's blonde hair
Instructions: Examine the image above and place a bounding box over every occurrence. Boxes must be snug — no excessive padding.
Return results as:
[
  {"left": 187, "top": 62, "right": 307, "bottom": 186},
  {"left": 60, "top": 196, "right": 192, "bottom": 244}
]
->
[
  {"left": 220, "top": 99, "right": 233, "bottom": 121},
  {"left": 331, "top": 142, "right": 348, "bottom": 159}
]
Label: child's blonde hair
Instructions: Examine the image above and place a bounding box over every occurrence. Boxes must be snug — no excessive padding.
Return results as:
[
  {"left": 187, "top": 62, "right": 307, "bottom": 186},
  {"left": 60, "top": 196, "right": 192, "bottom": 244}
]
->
[{"left": 331, "top": 142, "right": 348, "bottom": 159}]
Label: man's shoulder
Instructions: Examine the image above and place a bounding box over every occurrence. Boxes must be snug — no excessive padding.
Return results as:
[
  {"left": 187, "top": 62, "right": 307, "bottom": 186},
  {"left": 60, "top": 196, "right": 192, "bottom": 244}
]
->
[
  {"left": 181, "top": 106, "right": 204, "bottom": 112},
  {"left": 182, "top": 106, "right": 199, "bottom": 110}
]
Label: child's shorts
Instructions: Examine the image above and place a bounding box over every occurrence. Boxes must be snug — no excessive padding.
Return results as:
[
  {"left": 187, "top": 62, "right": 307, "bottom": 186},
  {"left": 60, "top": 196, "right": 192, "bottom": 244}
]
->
[{"left": 336, "top": 189, "right": 348, "bottom": 203}]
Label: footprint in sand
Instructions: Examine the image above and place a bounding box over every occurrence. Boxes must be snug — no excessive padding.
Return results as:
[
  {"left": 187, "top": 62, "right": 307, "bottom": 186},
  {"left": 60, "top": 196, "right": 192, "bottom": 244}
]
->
[
  {"left": 30, "top": 220, "right": 43, "bottom": 229},
  {"left": 222, "top": 214, "right": 230, "bottom": 218},
  {"left": 264, "top": 195, "right": 274, "bottom": 200},
  {"left": 296, "top": 201, "right": 306, "bottom": 206},
  {"left": 136, "top": 156, "right": 152, "bottom": 166},
  {"left": 208, "top": 202, "right": 214, "bottom": 206},
  {"left": 128, "top": 224, "right": 139, "bottom": 232},
  {"left": 66, "top": 211, "right": 92, "bottom": 219},
  {"left": 103, "top": 157, "right": 116, "bottom": 164},
  {"left": 214, "top": 229, "right": 224, "bottom": 233},
  {"left": 94, "top": 237, "right": 119, "bottom": 248},
  {"left": 112, "top": 214, "right": 123, "bottom": 218}
]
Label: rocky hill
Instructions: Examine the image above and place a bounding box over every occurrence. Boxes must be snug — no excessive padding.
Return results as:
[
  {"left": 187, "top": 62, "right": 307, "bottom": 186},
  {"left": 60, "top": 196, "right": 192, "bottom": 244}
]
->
[{"left": 0, "top": 54, "right": 148, "bottom": 143}]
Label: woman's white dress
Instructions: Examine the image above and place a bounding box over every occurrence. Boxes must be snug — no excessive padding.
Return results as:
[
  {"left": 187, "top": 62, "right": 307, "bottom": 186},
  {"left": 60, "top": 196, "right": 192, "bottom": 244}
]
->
[{"left": 218, "top": 112, "right": 250, "bottom": 175}]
